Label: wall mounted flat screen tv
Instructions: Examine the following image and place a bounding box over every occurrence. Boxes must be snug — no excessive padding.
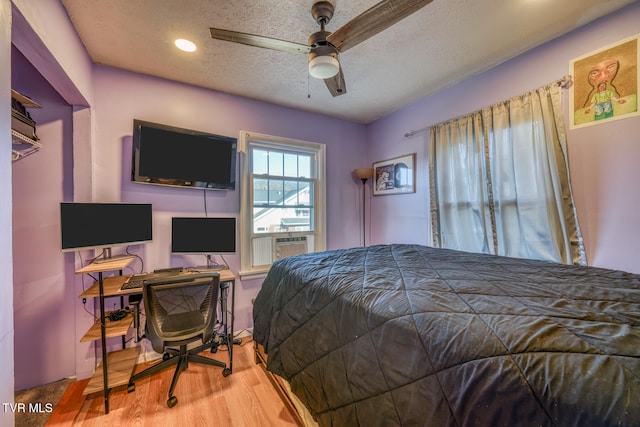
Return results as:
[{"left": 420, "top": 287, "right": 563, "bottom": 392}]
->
[
  {"left": 132, "top": 119, "right": 237, "bottom": 190},
  {"left": 171, "top": 217, "right": 236, "bottom": 254},
  {"left": 60, "top": 203, "right": 153, "bottom": 253}
]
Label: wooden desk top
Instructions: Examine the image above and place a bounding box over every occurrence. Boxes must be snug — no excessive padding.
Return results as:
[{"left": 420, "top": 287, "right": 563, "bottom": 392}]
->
[
  {"left": 75, "top": 256, "right": 135, "bottom": 274},
  {"left": 78, "top": 269, "right": 236, "bottom": 299}
]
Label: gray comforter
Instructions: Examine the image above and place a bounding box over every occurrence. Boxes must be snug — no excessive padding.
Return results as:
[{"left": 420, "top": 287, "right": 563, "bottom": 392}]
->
[{"left": 253, "top": 244, "right": 640, "bottom": 426}]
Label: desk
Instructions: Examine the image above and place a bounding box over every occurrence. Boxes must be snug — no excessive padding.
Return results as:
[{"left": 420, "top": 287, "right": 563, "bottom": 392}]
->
[
  {"left": 79, "top": 268, "right": 236, "bottom": 298},
  {"left": 78, "top": 266, "right": 237, "bottom": 411}
]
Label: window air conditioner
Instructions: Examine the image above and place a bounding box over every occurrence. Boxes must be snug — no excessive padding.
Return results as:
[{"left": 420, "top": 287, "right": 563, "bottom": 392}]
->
[{"left": 273, "top": 236, "right": 308, "bottom": 260}]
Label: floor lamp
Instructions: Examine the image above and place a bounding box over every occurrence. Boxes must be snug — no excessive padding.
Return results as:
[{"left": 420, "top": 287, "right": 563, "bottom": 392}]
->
[{"left": 353, "top": 167, "right": 373, "bottom": 246}]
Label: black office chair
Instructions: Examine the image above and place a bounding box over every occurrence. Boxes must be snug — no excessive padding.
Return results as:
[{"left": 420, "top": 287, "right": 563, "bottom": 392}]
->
[{"left": 127, "top": 272, "right": 231, "bottom": 408}]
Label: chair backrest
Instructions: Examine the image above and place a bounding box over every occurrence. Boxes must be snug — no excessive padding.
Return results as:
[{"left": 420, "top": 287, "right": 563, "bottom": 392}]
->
[{"left": 143, "top": 272, "right": 220, "bottom": 353}]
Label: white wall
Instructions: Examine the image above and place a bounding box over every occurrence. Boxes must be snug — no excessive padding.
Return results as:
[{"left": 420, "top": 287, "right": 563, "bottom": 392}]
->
[{"left": 0, "top": 1, "right": 14, "bottom": 424}]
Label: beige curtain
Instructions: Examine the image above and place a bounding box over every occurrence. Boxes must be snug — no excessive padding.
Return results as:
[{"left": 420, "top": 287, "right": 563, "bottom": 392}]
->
[{"left": 429, "top": 82, "right": 586, "bottom": 265}]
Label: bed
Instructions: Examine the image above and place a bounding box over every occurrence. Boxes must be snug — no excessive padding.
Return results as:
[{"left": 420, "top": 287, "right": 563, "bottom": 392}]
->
[{"left": 252, "top": 244, "right": 640, "bottom": 426}]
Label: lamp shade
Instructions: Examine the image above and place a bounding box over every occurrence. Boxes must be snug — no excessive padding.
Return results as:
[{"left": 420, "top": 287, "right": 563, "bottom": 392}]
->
[
  {"left": 353, "top": 167, "right": 373, "bottom": 180},
  {"left": 309, "top": 55, "right": 339, "bottom": 79}
]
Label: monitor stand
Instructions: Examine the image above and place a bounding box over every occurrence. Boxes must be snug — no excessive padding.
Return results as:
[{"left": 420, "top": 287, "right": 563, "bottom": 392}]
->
[
  {"left": 92, "top": 248, "right": 135, "bottom": 264},
  {"left": 189, "top": 254, "right": 227, "bottom": 271}
]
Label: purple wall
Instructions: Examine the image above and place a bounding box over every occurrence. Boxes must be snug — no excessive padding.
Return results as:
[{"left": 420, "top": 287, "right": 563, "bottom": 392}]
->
[
  {"left": 367, "top": 2, "right": 640, "bottom": 274},
  {"left": 90, "top": 66, "right": 368, "bottom": 335},
  {"left": 11, "top": 47, "right": 77, "bottom": 390}
]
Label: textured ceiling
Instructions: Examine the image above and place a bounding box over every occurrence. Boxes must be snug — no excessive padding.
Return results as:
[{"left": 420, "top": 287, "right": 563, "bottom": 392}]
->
[{"left": 60, "top": 0, "right": 636, "bottom": 123}]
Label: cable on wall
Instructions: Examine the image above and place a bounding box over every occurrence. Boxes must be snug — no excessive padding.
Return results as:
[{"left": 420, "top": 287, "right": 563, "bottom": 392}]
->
[{"left": 203, "top": 189, "right": 208, "bottom": 217}]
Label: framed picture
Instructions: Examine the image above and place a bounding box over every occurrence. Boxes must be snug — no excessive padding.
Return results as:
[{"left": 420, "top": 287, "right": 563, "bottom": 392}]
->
[
  {"left": 569, "top": 34, "right": 639, "bottom": 129},
  {"left": 373, "top": 153, "right": 415, "bottom": 196}
]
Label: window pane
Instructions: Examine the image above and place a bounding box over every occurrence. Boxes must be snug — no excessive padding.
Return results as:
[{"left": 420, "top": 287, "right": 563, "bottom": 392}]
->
[
  {"left": 253, "top": 207, "right": 279, "bottom": 233},
  {"left": 269, "top": 151, "right": 283, "bottom": 176},
  {"left": 252, "top": 149, "right": 268, "bottom": 175},
  {"left": 253, "top": 207, "right": 312, "bottom": 233},
  {"left": 299, "top": 181, "right": 312, "bottom": 207},
  {"left": 281, "top": 215, "right": 311, "bottom": 231},
  {"left": 299, "top": 155, "right": 311, "bottom": 178},
  {"left": 268, "top": 179, "right": 284, "bottom": 205},
  {"left": 284, "top": 180, "right": 299, "bottom": 206},
  {"left": 284, "top": 153, "right": 298, "bottom": 177},
  {"left": 253, "top": 178, "right": 268, "bottom": 204}
]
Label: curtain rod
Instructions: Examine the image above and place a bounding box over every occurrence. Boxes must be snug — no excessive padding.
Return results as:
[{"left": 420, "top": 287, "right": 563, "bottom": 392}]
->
[{"left": 403, "top": 75, "right": 573, "bottom": 138}]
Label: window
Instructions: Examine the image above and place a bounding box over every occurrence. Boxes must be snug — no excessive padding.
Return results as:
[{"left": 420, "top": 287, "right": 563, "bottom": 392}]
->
[
  {"left": 252, "top": 148, "right": 313, "bottom": 233},
  {"left": 428, "top": 83, "right": 585, "bottom": 265},
  {"left": 239, "top": 132, "right": 326, "bottom": 279}
]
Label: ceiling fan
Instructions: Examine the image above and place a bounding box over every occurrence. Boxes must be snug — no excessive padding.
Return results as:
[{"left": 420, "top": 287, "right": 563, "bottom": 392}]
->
[{"left": 209, "top": 0, "right": 433, "bottom": 97}]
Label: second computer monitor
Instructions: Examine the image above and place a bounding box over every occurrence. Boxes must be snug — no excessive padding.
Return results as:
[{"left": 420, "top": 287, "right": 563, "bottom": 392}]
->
[{"left": 171, "top": 217, "right": 236, "bottom": 254}]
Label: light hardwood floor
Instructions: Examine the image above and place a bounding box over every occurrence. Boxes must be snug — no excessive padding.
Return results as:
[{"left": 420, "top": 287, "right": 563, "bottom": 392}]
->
[{"left": 47, "top": 338, "right": 299, "bottom": 426}]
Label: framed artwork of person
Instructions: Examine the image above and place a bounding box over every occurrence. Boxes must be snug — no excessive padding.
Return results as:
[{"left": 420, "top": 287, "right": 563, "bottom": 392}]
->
[{"left": 569, "top": 34, "right": 639, "bottom": 129}]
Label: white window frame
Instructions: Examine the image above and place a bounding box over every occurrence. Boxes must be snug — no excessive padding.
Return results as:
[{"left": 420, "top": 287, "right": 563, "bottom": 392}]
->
[{"left": 238, "top": 131, "right": 326, "bottom": 280}]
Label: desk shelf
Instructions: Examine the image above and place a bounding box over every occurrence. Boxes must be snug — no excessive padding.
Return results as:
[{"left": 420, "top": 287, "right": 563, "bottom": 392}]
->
[
  {"left": 76, "top": 257, "right": 135, "bottom": 411},
  {"left": 81, "top": 312, "right": 134, "bottom": 342},
  {"left": 79, "top": 275, "right": 131, "bottom": 299},
  {"left": 83, "top": 347, "right": 140, "bottom": 395}
]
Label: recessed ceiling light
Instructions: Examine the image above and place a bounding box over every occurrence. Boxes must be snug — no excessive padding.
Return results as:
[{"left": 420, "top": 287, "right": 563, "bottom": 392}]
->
[{"left": 175, "top": 39, "right": 196, "bottom": 52}]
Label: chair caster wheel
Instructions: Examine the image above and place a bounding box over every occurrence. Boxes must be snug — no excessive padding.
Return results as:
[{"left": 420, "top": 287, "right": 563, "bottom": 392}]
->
[
  {"left": 127, "top": 383, "right": 135, "bottom": 393},
  {"left": 222, "top": 368, "right": 232, "bottom": 377},
  {"left": 163, "top": 353, "right": 171, "bottom": 361},
  {"left": 210, "top": 345, "right": 218, "bottom": 353},
  {"left": 167, "top": 396, "right": 178, "bottom": 408}
]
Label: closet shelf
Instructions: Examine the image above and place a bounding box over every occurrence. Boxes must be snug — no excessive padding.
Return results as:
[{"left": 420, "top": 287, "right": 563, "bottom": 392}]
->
[
  {"left": 11, "top": 89, "right": 41, "bottom": 162},
  {"left": 12, "top": 129, "right": 42, "bottom": 162}
]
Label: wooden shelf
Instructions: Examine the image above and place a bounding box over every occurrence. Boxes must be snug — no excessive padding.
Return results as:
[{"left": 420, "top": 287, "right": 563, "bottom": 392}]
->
[
  {"left": 76, "top": 256, "right": 137, "bottom": 412},
  {"left": 11, "top": 89, "right": 41, "bottom": 162},
  {"left": 83, "top": 347, "right": 139, "bottom": 395},
  {"left": 75, "top": 257, "right": 135, "bottom": 275},
  {"left": 80, "top": 312, "right": 133, "bottom": 342},
  {"left": 11, "top": 89, "right": 41, "bottom": 108},
  {"left": 79, "top": 275, "right": 131, "bottom": 298}
]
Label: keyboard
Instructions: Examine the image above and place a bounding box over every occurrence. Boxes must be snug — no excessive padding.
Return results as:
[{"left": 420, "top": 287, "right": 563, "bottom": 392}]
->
[{"left": 121, "top": 268, "right": 185, "bottom": 290}]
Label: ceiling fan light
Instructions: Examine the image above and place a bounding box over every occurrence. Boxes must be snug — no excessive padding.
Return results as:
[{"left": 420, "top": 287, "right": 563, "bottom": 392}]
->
[{"left": 309, "top": 55, "right": 339, "bottom": 79}]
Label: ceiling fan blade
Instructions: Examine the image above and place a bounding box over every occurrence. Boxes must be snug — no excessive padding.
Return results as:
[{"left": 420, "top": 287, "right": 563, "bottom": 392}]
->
[
  {"left": 210, "top": 28, "right": 310, "bottom": 55},
  {"left": 324, "top": 65, "right": 347, "bottom": 97},
  {"left": 327, "top": 0, "right": 433, "bottom": 53}
]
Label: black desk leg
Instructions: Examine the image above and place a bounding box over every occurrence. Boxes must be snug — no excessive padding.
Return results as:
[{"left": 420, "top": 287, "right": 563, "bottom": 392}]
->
[
  {"left": 212, "top": 281, "right": 240, "bottom": 372},
  {"left": 98, "top": 271, "right": 110, "bottom": 414}
]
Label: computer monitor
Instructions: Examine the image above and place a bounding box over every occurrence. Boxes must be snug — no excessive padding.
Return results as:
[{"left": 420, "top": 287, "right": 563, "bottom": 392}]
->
[
  {"left": 60, "top": 202, "right": 153, "bottom": 261},
  {"left": 171, "top": 217, "right": 236, "bottom": 269}
]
